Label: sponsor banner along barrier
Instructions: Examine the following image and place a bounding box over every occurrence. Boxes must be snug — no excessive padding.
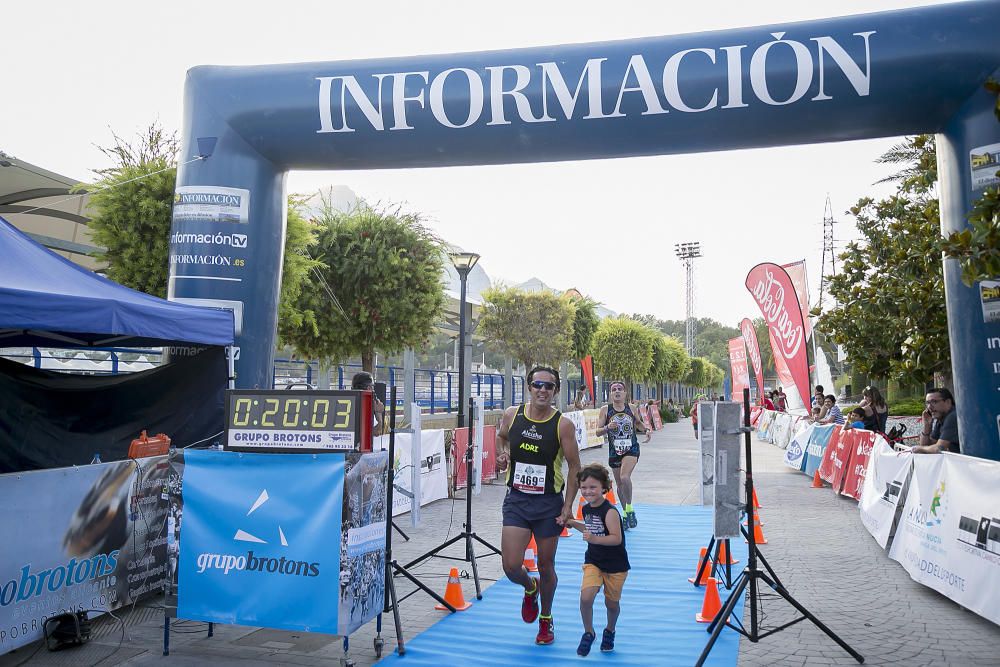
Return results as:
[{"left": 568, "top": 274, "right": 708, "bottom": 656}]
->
[
  {"left": 840, "top": 431, "right": 882, "bottom": 501},
  {"left": 859, "top": 440, "right": 914, "bottom": 549},
  {"left": 755, "top": 410, "right": 776, "bottom": 442},
  {"left": 176, "top": 449, "right": 389, "bottom": 636},
  {"left": 583, "top": 409, "right": 601, "bottom": 449},
  {"left": 638, "top": 403, "right": 653, "bottom": 432},
  {"left": 563, "top": 410, "right": 589, "bottom": 452},
  {"left": 650, "top": 404, "right": 663, "bottom": 430},
  {"left": 0, "top": 457, "right": 170, "bottom": 653},
  {"left": 804, "top": 424, "right": 840, "bottom": 478},
  {"left": 784, "top": 423, "right": 816, "bottom": 470},
  {"left": 818, "top": 427, "right": 857, "bottom": 491},
  {"left": 453, "top": 425, "right": 497, "bottom": 489},
  {"left": 376, "top": 430, "right": 447, "bottom": 515}
]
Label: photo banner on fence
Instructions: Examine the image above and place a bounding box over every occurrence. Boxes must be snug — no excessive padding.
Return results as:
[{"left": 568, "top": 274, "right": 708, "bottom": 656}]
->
[
  {"left": 886, "top": 453, "right": 1000, "bottom": 625},
  {"left": 804, "top": 424, "right": 839, "bottom": 478},
  {"left": 859, "top": 441, "right": 913, "bottom": 549},
  {"left": 0, "top": 456, "right": 170, "bottom": 653},
  {"left": 177, "top": 450, "right": 346, "bottom": 634},
  {"left": 375, "top": 430, "right": 448, "bottom": 515}
]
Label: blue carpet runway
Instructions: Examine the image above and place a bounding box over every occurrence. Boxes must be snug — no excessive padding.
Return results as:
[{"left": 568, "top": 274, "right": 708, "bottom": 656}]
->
[{"left": 377, "top": 505, "right": 746, "bottom": 666}]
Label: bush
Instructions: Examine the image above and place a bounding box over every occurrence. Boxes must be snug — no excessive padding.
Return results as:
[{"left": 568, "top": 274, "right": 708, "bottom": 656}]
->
[
  {"left": 659, "top": 404, "right": 679, "bottom": 423},
  {"left": 889, "top": 399, "right": 925, "bottom": 416}
]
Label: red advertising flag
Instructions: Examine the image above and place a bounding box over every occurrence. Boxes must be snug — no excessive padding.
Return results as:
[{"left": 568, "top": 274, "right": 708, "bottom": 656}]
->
[
  {"left": 745, "top": 263, "right": 810, "bottom": 409},
  {"left": 728, "top": 337, "right": 751, "bottom": 398},
  {"left": 581, "top": 355, "right": 595, "bottom": 404},
  {"left": 739, "top": 318, "right": 766, "bottom": 403}
]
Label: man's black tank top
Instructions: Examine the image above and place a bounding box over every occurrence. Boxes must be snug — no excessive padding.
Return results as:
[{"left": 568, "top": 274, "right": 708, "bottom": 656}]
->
[{"left": 506, "top": 404, "right": 565, "bottom": 495}]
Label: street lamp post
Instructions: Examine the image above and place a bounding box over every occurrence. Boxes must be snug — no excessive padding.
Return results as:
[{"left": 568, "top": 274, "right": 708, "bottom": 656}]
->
[{"left": 450, "top": 251, "right": 480, "bottom": 428}]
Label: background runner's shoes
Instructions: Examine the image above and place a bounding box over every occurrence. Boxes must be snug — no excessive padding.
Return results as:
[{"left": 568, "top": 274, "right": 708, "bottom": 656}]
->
[
  {"left": 521, "top": 577, "right": 540, "bottom": 623},
  {"left": 577, "top": 631, "right": 596, "bottom": 656},
  {"left": 628, "top": 510, "right": 638, "bottom": 528},
  {"left": 536, "top": 616, "right": 555, "bottom": 644},
  {"left": 601, "top": 628, "right": 616, "bottom": 652}
]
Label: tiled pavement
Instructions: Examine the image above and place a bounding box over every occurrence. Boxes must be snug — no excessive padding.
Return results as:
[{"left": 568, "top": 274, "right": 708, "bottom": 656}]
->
[{"left": 2, "top": 418, "right": 997, "bottom": 666}]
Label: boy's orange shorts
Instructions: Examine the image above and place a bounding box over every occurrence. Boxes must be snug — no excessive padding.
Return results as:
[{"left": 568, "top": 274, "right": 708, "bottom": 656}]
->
[{"left": 581, "top": 564, "right": 628, "bottom": 601}]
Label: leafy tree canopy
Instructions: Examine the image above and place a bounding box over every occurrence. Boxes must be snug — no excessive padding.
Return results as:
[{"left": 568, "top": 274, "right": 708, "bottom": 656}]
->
[
  {"left": 569, "top": 295, "right": 600, "bottom": 361},
  {"left": 284, "top": 201, "right": 446, "bottom": 372},
  {"left": 591, "top": 317, "right": 654, "bottom": 381},
  {"left": 478, "top": 287, "right": 575, "bottom": 371},
  {"left": 632, "top": 315, "right": 738, "bottom": 373}
]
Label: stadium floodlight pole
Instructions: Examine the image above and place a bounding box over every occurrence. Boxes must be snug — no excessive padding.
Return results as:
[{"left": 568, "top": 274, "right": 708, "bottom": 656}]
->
[
  {"left": 674, "top": 241, "right": 702, "bottom": 358},
  {"left": 450, "top": 251, "right": 480, "bottom": 429}
]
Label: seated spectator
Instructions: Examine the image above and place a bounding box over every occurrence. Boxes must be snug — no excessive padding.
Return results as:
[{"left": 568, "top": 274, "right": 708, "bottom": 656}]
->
[
  {"left": 843, "top": 407, "right": 867, "bottom": 430},
  {"left": 807, "top": 405, "right": 822, "bottom": 423},
  {"left": 912, "top": 388, "right": 960, "bottom": 454},
  {"left": 859, "top": 386, "right": 889, "bottom": 433},
  {"left": 811, "top": 385, "right": 825, "bottom": 410},
  {"left": 819, "top": 394, "right": 845, "bottom": 425}
]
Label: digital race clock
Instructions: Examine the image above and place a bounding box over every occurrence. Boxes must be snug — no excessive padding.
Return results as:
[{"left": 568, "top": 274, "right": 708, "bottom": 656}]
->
[{"left": 224, "top": 389, "right": 373, "bottom": 453}]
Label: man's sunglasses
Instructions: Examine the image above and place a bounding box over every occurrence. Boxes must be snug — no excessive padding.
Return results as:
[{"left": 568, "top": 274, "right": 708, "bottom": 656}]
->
[{"left": 530, "top": 380, "right": 557, "bottom": 391}]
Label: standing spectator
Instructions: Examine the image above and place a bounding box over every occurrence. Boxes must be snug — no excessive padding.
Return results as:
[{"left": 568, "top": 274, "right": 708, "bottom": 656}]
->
[
  {"left": 573, "top": 386, "right": 589, "bottom": 411},
  {"left": 762, "top": 391, "right": 775, "bottom": 411},
  {"left": 775, "top": 386, "right": 788, "bottom": 412},
  {"left": 819, "top": 394, "right": 845, "bottom": 425},
  {"left": 912, "top": 388, "right": 960, "bottom": 454},
  {"left": 859, "top": 386, "right": 889, "bottom": 433}
]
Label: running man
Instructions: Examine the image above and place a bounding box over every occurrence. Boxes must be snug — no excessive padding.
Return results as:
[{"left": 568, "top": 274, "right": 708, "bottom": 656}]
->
[
  {"left": 596, "top": 382, "right": 650, "bottom": 530},
  {"left": 496, "top": 366, "right": 581, "bottom": 645}
]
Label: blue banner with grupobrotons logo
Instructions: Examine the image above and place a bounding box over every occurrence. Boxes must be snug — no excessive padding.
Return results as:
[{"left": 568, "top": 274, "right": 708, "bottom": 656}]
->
[{"left": 177, "top": 450, "right": 346, "bottom": 633}]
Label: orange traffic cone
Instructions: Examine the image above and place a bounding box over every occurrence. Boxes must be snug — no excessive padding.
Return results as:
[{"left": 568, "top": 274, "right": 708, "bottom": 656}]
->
[
  {"left": 752, "top": 509, "right": 764, "bottom": 527},
  {"left": 811, "top": 470, "right": 824, "bottom": 488},
  {"left": 524, "top": 535, "right": 539, "bottom": 572},
  {"left": 434, "top": 567, "right": 472, "bottom": 611},
  {"left": 687, "top": 547, "right": 714, "bottom": 584},
  {"left": 717, "top": 540, "right": 739, "bottom": 565},
  {"left": 576, "top": 496, "right": 586, "bottom": 520},
  {"left": 560, "top": 524, "right": 571, "bottom": 537},
  {"left": 752, "top": 488, "right": 762, "bottom": 508},
  {"left": 605, "top": 487, "right": 618, "bottom": 505},
  {"left": 695, "top": 578, "right": 723, "bottom": 623},
  {"left": 745, "top": 514, "right": 768, "bottom": 545}
]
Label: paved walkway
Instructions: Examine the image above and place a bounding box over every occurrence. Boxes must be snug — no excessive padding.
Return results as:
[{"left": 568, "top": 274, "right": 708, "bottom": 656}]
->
[{"left": 2, "top": 418, "right": 997, "bottom": 666}]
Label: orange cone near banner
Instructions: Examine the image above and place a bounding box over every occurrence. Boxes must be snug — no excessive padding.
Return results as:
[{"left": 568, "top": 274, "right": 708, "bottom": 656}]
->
[
  {"left": 435, "top": 567, "right": 472, "bottom": 611},
  {"left": 745, "top": 514, "right": 768, "bottom": 545},
  {"left": 695, "top": 578, "right": 723, "bottom": 623},
  {"left": 752, "top": 509, "right": 764, "bottom": 527},
  {"left": 576, "top": 496, "right": 586, "bottom": 520},
  {"left": 605, "top": 487, "right": 618, "bottom": 505},
  {"left": 811, "top": 470, "right": 824, "bottom": 488},
  {"left": 752, "top": 488, "right": 762, "bottom": 508},
  {"left": 687, "top": 548, "right": 714, "bottom": 584},
  {"left": 524, "top": 535, "right": 539, "bottom": 572},
  {"left": 560, "top": 524, "right": 571, "bottom": 537},
  {"left": 717, "top": 541, "right": 739, "bottom": 565}
]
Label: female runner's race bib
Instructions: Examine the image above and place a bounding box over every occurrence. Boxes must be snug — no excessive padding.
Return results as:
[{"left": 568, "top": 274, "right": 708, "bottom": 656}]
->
[
  {"left": 512, "top": 462, "right": 546, "bottom": 494},
  {"left": 613, "top": 439, "right": 632, "bottom": 455}
]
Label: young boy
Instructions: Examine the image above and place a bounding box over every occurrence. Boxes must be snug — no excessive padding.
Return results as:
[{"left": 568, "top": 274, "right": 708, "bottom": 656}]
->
[
  {"left": 844, "top": 407, "right": 867, "bottom": 430},
  {"left": 567, "top": 464, "right": 630, "bottom": 656}
]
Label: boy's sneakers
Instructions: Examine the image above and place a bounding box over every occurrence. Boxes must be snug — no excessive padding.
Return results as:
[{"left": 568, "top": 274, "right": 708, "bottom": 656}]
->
[
  {"left": 627, "top": 510, "right": 638, "bottom": 528},
  {"left": 600, "top": 628, "right": 616, "bottom": 652},
  {"left": 521, "top": 577, "right": 540, "bottom": 623},
  {"left": 535, "top": 616, "right": 555, "bottom": 644},
  {"left": 577, "top": 631, "right": 596, "bottom": 656}
]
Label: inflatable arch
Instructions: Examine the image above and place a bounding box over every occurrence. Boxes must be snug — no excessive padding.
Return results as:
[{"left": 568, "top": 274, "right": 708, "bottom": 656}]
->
[{"left": 169, "top": 1, "right": 1000, "bottom": 459}]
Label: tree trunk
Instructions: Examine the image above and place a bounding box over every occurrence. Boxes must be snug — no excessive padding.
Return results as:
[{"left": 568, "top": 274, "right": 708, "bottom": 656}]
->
[{"left": 362, "top": 349, "right": 375, "bottom": 375}]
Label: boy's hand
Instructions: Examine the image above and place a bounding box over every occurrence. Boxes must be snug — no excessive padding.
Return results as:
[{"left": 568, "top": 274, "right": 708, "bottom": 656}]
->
[{"left": 582, "top": 530, "right": 595, "bottom": 543}]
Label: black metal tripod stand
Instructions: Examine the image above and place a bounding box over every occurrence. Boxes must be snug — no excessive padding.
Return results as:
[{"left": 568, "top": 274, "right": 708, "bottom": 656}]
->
[
  {"left": 695, "top": 389, "right": 865, "bottom": 666},
  {"left": 403, "top": 397, "right": 501, "bottom": 600},
  {"left": 376, "top": 387, "right": 456, "bottom": 658}
]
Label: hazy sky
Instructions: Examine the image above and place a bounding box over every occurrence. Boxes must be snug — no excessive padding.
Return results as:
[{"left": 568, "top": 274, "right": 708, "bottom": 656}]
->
[{"left": 2, "top": 0, "right": 955, "bottom": 325}]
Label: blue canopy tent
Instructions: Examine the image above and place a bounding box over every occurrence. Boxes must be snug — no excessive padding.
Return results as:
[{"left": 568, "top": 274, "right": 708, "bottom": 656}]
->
[
  {"left": 0, "top": 216, "right": 234, "bottom": 348},
  {"left": 0, "top": 215, "right": 236, "bottom": 471}
]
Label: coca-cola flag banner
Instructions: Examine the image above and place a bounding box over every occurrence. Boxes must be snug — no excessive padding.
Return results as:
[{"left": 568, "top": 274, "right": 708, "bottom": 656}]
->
[
  {"left": 745, "top": 263, "right": 810, "bottom": 411},
  {"left": 739, "top": 318, "right": 765, "bottom": 402},
  {"left": 728, "top": 337, "right": 751, "bottom": 401}
]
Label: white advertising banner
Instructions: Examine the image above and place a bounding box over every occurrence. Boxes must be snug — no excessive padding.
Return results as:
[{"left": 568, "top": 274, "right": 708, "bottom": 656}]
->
[
  {"left": 563, "top": 409, "right": 588, "bottom": 452},
  {"left": 888, "top": 454, "right": 1000, "bottom": 625},
  {"left": 755, "top": 410, "right": 776, "bottom": 442},
  {"left": 858, "top": 441, "right": 913, "bottom": 548},
  {"left": 768, "top": 412, "right": 794, "bottom": 449},
  {"left": 784, "top": 423, "right": 816, "bottom": 470},
  {"left": 374, "top": 429, "right": 448, "bottom": 517}
]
